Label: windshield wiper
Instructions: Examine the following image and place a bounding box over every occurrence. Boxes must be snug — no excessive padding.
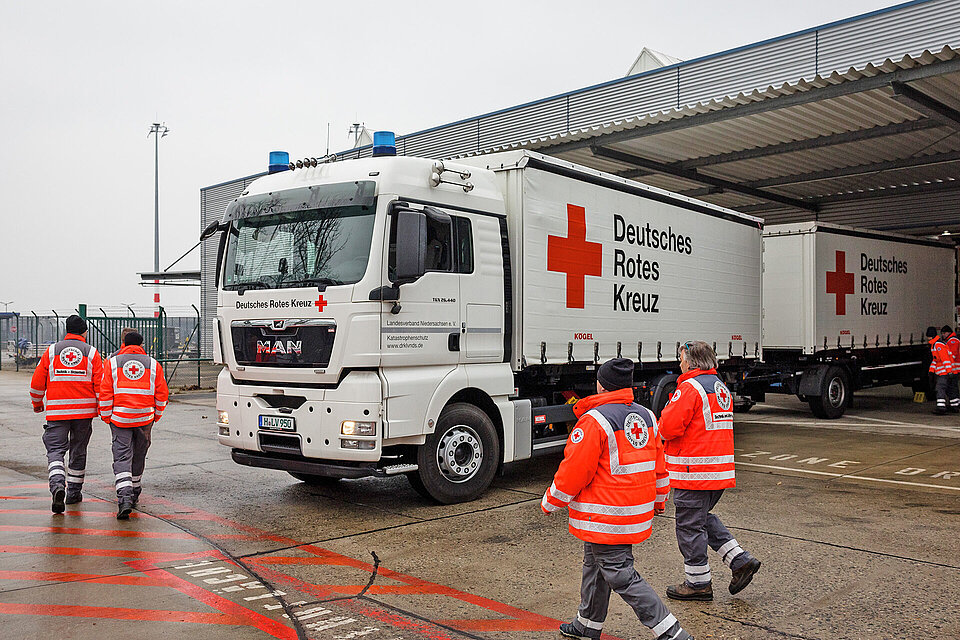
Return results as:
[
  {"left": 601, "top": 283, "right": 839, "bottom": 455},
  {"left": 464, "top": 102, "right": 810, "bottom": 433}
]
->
[
  {"left": 235, "top": 280, "right": 271, "bottom": 294},
  {"left": 283, "top": 277, "right": 345, "bottom": 288}
]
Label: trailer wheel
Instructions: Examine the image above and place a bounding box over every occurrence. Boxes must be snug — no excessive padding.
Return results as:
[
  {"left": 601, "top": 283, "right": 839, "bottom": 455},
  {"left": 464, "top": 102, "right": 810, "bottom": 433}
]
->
[
  {"left": 412, "top": 403, "right": 500, "bottom": 504},
  {"left": 651, "top": 376, "right": 679, "bottom": 418},
  {"left": 288, "top": 472, "right": 340, "bottom": 486},
  {"left": 808, "top": 366, "right": 851, "bottom": 419}
]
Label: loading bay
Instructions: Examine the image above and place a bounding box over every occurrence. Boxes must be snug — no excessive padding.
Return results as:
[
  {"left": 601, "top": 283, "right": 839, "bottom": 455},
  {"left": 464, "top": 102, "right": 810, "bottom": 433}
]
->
[{"left": 0, "top": 369, "right": 957, "bottom": 640}]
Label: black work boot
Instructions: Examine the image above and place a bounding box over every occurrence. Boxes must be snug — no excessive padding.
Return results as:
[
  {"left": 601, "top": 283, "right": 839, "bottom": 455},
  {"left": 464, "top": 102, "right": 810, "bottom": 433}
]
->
[
  {"left": 729, "top": 557, "right": 762, "bottom": 594},
  {"left": 667, "top": 582, "right": 713, "bottom": 601},
  {"left": 51, "top": 487, "right": 66, "bottom": 514},
  {"left": 558, "top": 621, "right": 599, "bottom": 639},
  {"left": 65, "top": 490, "right": 82, "bottom": 504},
  {"left": 117, "top": 498, "right": 135, "bottom": 520},
  {"left": 132, "top": 489, "right": 141, "bottom": 506}
]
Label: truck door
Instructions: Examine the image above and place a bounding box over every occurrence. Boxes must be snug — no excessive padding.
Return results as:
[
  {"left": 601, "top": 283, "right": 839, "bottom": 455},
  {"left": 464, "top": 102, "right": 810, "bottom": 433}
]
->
[
  {"left": 459, "top": 215, "right": 505, "bottom": 362},
  {"left": 380, "top": 206, "right": 462, "bottom": 368}
]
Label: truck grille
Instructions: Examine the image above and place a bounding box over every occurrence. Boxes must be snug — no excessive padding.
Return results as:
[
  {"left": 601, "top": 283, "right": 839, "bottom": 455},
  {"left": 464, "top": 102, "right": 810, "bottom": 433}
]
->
[{"left": 231, "top": 319, "right": 336, "bottom": 368}]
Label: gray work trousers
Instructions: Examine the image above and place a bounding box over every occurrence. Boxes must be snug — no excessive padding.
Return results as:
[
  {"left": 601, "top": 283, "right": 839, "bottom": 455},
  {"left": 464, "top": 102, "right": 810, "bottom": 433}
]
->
[
  {"left": 674, "top": 488, "right": 754, "bottom": 587},
  {"left": 42, "top": 419, "right": 93, "bottom": 494},
  {"left": 110, "top": 423, "right": 152, "bottom": 500},
  {"left": 570, "top": 542, "right": 684, "bottom": 640},
  {"left": 935, "top": 374, "right": 959, "bottom": 409}
]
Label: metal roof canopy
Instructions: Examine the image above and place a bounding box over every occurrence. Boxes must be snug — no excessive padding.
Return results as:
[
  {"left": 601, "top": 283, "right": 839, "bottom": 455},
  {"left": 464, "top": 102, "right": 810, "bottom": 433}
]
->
[
  {"left": 335, "top": 0, "right": 960, "bottom": 237},
  {"left": 523, "top": 49, "right": 960, "bottom": 236}
]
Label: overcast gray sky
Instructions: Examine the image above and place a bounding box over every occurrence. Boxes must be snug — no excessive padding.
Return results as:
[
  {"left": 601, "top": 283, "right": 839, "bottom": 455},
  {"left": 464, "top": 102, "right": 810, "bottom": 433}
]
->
[{"left": 0, "top": 0, "right": 891, "bottom": 314}]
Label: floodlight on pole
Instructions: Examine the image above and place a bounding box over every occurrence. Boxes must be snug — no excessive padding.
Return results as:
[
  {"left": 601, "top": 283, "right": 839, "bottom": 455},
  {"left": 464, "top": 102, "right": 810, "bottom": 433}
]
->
[
  {"left": 0, "top": 301, "right": 12, "bottom": 313},
  {"left": 147, "top": 122, "right": 170, "bottom": 318}
]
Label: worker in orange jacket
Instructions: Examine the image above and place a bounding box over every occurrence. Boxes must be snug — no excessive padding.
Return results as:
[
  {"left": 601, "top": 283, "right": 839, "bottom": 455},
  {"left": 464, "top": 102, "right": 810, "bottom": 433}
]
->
[
  {"left": 928, "top": 326, "right": 957, "bottom": 414},
  {"left": 945, "top": 325, "right": 960, "bottom": 411},
  {"left": 543, "top": 358, "right": 692, "bottom": 640},
  {"left": 659, "top": 341, "right": 760, "bottom": 602},
  {"left": 99, "top": 331, "right": 168, "bottom": 519},
  {"left": 29, "top": 315, "right": 102, "bottom": 513}
]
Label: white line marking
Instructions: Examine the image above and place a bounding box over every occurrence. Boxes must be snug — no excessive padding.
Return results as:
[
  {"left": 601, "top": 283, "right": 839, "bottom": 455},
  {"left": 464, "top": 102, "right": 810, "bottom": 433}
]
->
[
  {"left": 737, "top": 419, "right": 960, "bottom": 433},
  {"left": 737, "top": 462, "right": 960, "bottom": 491}
]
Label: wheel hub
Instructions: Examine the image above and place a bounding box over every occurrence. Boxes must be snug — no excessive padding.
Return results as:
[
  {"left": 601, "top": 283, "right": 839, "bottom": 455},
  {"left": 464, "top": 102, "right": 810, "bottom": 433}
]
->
[
  {"left": 827, "top": 377, "right": 845, "bottom": 407},
  {"left": 437, "top": 425, "right": 483, "bottom": 483}
]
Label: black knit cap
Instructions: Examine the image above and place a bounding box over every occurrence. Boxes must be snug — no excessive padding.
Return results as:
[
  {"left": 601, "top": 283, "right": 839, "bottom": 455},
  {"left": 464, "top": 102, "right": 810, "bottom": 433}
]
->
[
  {"left": 942, "top": 325, "right": 953, "bottom": 334},
  {"left": 926, "top": 326, "right": 939, "bottom": 338},
  {"left": 598, "top": 357, "right": 634, "bottom": 392},
  {"left": 65, "top": 315, "right": 87, "bottom": 335}
]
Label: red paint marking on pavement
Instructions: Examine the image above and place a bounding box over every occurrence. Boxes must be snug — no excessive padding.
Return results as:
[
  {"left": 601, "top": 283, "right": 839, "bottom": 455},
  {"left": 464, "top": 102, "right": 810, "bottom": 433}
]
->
[
  {"left": 0, "top": 495, "right": 109, "bottom": 503},
  {"left": 128, "top": 561, "right": 297, "bottom": 640},
  {"left": 435, "top": 618, "right": 560, "bottom": 632},
  {"left": 0, "top": 602, "right": 246, "bottom": 625},
  {"left": 0, "top": 569, "right": 166, "bottom": 586},
  {"left": 0, "top": 508, "right": 143, "bottom": 518},
  {"left": 0, "top": 545, "right": 222, "bottom": 562},
  {"left": 249, "top": 562, "right": 468, "bottom": 640},
  {"left": 247, "top": 555, "right": 346, "bottom": 566},
  {"left": 0, "top": 524, "right": 197, "bottom": 539},
  {"left": 0, "top": 484, "right": 48, "bottom": 490},
  {"left": 319, "top": 584, "right": 448, "bottom": 595}
]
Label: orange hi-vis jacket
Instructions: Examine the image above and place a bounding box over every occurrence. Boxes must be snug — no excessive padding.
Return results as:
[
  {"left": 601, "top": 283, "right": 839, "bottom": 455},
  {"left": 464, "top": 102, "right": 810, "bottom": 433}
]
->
[
  {"left": 29, "top": 334, "right": 102, "bottom": 421},
  {"left": 659, "top": 368, "right": 736, "bottom": 490},
  {"left": 99, "top": 345, "right": 168, "bottom": 428},
  {"left": 929, "top": 337, "right": 952, "bottom": 376},
  {"left": 541, "top": 388, "right": 670, "bottom": 545},
  {"left": 947, "top": 332, "right": 960, "bottom": 375}
]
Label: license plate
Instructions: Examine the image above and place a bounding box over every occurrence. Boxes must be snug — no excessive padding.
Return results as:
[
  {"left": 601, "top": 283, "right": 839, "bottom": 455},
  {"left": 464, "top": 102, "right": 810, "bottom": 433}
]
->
[{"left": 259, "top": 415, "right": 296, "bottom": 431}]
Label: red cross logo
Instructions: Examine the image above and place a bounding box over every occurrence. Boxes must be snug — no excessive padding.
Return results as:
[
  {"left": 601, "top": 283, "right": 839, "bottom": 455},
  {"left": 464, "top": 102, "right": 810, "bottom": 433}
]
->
[
  {"left": 315, "top": 294, "right": 328, "bottom": 313},
  {"left": 825, "top": 250, "right": 855, "bottom": 315},
  {"left": 716, "top": 385, "right": 730, "bottom": 407},
  {"left": 547, "top": 204, "right": 603, "bottom": 309},
  {"left": 630, "top": 421, "right": 645, "bottom": 440}
]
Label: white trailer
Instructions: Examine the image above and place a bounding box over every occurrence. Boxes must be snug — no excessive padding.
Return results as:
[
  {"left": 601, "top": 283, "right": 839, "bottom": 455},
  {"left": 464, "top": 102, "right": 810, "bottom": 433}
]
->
[
  {"left": 747, "top": 222, "right": 956, "bottom": 417},
  {"left": 204, "top": 144, "right": 762, "bottom": 503}
]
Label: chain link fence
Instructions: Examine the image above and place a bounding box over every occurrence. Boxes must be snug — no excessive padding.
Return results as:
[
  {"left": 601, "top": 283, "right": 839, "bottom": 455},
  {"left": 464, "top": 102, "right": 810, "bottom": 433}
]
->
[{"left": 0, "top": 305, "right": 219, "bottom": 390}]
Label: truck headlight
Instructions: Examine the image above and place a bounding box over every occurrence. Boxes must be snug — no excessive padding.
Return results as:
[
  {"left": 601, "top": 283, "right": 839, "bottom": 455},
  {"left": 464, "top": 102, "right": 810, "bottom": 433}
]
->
[
  {"left": 341, "top": 420, "right": 376, "bottom": 436},
  {"left": 218, "top": 410, "right": 230, "bottom": 425},
  {"left": 340, "top": 439, "right": 376, "bottom": 450}
]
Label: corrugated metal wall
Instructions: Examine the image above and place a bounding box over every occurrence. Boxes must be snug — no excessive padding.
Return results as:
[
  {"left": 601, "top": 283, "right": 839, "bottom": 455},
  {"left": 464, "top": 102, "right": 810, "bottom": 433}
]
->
[
  {"left": 199, "top": 174, "right": 264, "bottom": 357},
  {"left": 339, "top": 0, "right": 960, "bottom": 162}
]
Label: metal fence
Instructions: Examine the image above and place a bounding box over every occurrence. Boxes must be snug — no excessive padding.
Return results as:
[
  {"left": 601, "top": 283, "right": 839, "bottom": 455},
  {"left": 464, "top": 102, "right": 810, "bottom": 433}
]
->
[{"left": 0, "top": 305, "right": 219, "bottom": 390}]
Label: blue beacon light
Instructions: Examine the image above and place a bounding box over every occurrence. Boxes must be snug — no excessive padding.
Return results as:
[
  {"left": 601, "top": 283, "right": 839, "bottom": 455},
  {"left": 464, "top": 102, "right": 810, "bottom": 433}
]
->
[
  {"left": 268, "top": 150, "right": 290, "bottom": 173},
  {"left": 372, "top": 131, "right": 397, "bottom": 157}
]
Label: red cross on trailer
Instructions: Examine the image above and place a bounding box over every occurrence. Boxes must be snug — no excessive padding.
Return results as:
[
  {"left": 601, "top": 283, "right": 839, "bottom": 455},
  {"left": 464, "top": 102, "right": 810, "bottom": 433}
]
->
[
  {"left": 825, "top": 250, "right": 855, "bottom": 316},
  {"left": 547, "top": 204, "right": 603, "bottom": 309},
  {"left": 314, "top": 294, "right": 328, "bottom": 313}
]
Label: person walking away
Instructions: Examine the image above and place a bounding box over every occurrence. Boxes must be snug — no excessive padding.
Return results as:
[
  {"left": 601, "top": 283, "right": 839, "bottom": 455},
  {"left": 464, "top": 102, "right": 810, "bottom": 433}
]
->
[
  {"left": 927, "top": 326, "right": 953, "bottom": 415},
  {"left": 29, "top": 314, "right": 102, "bottom": 513},
  {"left": 542, "top": 358, "right": 693, "bottom": 640},
  {"left": 944, "top": 325, "right": 959, "bottom": 413},
  {"left": 659, "top": 341, "right": 760, "bottom": 601},
  {"left": 98, "top": 331, "right": 168, "bottom": 519}
]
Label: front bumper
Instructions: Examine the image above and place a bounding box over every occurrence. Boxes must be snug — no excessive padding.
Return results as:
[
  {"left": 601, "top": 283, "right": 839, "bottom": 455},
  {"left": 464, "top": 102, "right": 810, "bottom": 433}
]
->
[
  {"left": 231, "top": 449, "right": 416, "bottom": 479},
  {"left": 216, "top": 368, "right": 384, "bottom": 462}
]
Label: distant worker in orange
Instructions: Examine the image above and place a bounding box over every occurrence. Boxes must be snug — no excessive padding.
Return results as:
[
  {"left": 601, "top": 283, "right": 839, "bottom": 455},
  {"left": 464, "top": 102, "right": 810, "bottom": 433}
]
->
[
  {"left": 542, "top": 358, "right": 693, "bottom": 640},
  {"left": 928, "top": 326, "right": 957, "bottom": 415},
  {"left": 99, "top": 331, "right": 168, "bottom": 519},
  {"left": 945, "top": 325, "right": 960, "bottom": 412},
  {"left": 29, "top": 315, "right": 102, "bottom": 513},
  {"left": 659, "top": 341, "right": 761, "bottom": 601}
]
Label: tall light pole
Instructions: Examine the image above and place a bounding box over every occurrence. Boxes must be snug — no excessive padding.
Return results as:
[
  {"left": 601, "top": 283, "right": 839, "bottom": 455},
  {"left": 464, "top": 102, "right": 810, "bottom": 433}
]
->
[
  {"left": 0, "top": 301, "right": 12, "bottom": 313},
  {"left": 147, "top": 122, "right": 169, "bottom": 318}
]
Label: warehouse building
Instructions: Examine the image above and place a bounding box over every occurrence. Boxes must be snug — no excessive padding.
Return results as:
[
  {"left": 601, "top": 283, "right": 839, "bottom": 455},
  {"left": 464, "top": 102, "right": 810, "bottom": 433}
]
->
[{"left": 200, "top": 0, "right": 960, "bottom": 356}]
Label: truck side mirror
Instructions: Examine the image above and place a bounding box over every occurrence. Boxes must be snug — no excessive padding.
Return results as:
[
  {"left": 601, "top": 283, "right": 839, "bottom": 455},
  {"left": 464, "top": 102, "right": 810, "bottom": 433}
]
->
[
  {"left": 201, "top": 220, "right": 225, "bottom": 241},
  {"left": 395, "top": 210, "right": 427, "bottom": 282}
]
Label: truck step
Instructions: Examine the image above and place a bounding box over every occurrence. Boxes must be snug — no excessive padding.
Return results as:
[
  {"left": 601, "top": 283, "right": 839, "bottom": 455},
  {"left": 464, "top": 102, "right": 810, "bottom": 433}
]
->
[{"left": 382, "top": 463, "right": 419, "bottom": 475}]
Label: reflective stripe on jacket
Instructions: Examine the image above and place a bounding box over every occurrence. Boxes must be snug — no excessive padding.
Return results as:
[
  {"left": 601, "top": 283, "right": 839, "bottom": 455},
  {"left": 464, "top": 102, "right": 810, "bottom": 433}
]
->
[
  {"left": 929, "top": 338, "right": 951, "bottom": 376},
  {"left": 947, "top": 333, "right": 959, "bottom": 374},
  {"left": 541, "top": 388, "right": 670, "bottom": 545},
  {"left": 99, "top": 345, "right": 168, "bottom": 428},
  {"left": 659, "top": 368, "right": 736, "bottom": 490},
  {"left": 29, "top": 334, "right": 102, "bottom": 420}
]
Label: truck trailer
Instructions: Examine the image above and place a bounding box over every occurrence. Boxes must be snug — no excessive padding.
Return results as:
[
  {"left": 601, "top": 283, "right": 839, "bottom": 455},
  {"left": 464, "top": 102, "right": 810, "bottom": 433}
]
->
[
  {"left": 743, "top": 222, "right": 956, "bottom": 418},
  {"left": 205, "top": 145, "right": 762, "bottom": 503}
]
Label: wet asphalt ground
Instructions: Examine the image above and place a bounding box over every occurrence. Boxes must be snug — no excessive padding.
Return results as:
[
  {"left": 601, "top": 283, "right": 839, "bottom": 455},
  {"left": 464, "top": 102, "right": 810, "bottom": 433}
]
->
[{"left": 0, "top": 367, "right": 958, "bottom": 640}]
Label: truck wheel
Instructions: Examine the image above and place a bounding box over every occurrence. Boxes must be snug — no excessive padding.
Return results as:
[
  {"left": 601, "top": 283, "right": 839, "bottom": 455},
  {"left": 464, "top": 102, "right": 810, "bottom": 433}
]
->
[
  {"left": 808, "top": 366, "right": 850, "bottom": 419},
  {"left": 413, "top": 403, "right": 500, "bottom": 504},
  {"left": 651, "top": 376, "right": 678, "bottom": 418},
  {"left": 288, "top": 472, "right": 340, "bottom": 486}
]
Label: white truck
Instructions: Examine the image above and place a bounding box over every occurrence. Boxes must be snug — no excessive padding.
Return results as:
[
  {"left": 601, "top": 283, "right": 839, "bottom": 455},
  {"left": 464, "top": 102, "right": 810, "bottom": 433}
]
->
[
  {"left": 742, "top": 222, "right": 956, "bottom": 418},
  {"left": 204, "top": 144, "right": 762, "bottom": 503}
]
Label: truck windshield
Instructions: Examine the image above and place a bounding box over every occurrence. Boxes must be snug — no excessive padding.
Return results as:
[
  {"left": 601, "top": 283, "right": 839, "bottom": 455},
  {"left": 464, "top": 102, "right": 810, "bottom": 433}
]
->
[{"left": 223, "top": 204, "right": 376, "bottom": 290}]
